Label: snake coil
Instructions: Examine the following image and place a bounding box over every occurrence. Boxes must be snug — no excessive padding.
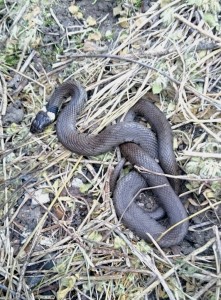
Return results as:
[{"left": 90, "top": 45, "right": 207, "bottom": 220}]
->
[{"left": 31, "top": 81, "right": 188, "bottom": 247}]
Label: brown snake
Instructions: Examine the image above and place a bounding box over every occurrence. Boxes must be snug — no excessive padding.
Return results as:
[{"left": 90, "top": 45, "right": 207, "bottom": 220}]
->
[{"left": 30, "top": 81, "right": 188, "bottom": 247}]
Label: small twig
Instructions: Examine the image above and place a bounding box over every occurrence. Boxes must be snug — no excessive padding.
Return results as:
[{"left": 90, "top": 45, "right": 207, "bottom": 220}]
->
[
  {"left": 182, "top": 150, "right": 221, "bottom": 159},
  {"left": 174, "top": 13, "right": 221, "bottom": 44},
  {"left": 135, "top": 165, "right": 221, "bottom": 182},
  {"left": 0, "top": 284, "right": 26, "bottom": 300},
  {"left": 9, "top": 1, "right": 29, "bottom": 34},
  {"left": 137, "top": 237, "right": 217, "bottom": 299},
  {"left": 0, "top": 72, "right": 8, "bottom": 115},
  {"left": 192, "top": 278, "right": 217, "bottom": 299},
  {"left": 8, "top": 50, "right": 37, "bottom": 89},
  {"left": 15, "top": 232, "right": 40, "bottom": 299},
  {"left": 1, "top": 63, "right": 44, "bottom": 88},
  {"left": 59, "top": 53, "right": 180, "bottom": 84},
  {"left": 58, "top": 53, "right": 221, "bottom": 108},
  {"left": 50, "top": 8, "right": 65, "bottom": 32},
  {"left": 112, "top": 227, "right": 177, "bottom": 300},
  {"left": 140, "top": 42, "right": 220, "bottom": 57}
]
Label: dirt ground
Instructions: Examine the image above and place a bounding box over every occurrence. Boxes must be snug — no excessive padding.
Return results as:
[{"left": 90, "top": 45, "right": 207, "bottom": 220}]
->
[{"left": 1, "top": 0, "right": 221, "bottom": 299}]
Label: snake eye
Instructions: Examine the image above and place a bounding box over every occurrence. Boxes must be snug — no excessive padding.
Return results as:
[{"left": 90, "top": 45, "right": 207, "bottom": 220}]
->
[{"left": 30, "top": 111, "right": 54, "bottom": 133}]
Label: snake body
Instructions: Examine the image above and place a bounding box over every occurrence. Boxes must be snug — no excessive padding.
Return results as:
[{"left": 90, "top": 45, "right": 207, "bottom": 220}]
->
[{"left": 30, "top": 81, "right": 188, "bottom": 247}]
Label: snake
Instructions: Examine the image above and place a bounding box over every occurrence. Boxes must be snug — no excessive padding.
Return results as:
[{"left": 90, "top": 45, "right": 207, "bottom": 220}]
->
[{"left": 30, "top": 80, "right": 189, "bottom": 247}]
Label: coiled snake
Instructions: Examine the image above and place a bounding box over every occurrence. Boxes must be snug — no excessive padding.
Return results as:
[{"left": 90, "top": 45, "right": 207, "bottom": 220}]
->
[{"left": 30, "top": 81, "right": 188, "bottom": 247}]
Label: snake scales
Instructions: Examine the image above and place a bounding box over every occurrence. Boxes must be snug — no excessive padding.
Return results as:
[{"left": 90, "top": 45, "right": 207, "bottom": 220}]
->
[{"left": 30, "top": 81, "right": 188, "bottom": 247}]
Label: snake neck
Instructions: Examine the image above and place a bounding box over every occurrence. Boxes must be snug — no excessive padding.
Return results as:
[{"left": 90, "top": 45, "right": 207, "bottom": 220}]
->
[
  {"left": 47, "top": 80, "right": 87, "bottom": 111},
  {"left": 55, "top": 81, "right": 87, "bottom": 144}
]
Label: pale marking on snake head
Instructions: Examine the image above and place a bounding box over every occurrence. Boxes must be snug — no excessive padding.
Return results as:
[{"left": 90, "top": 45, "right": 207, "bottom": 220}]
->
[
  {"left": 41, "top": 106, "right": 47, "bottom": 112},
  {"left": 47, "top": 111, "right": 56, "bottom": 121}
]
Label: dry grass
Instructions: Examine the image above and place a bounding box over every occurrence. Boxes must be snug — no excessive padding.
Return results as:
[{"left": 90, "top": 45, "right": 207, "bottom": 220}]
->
[{"left": 0, "top": 0, "right": 221, "bottom": 299}]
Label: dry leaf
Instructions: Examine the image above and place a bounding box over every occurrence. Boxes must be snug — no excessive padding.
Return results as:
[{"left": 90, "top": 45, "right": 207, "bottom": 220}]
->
[
  {"left": 118, "top": 17, "right": 129, "bottom": 28},
  {"left": 119, "top": 32, "right": 128, "bottom": 42},
  {"left": 88, "top": 31, "right": 102, "bottom": 41},
  {"left": 203, "top": 188, "right": 215, "bottom": 200},
  {"left": 53, "top": 204, "right": 65, "bottom": 220},
  {"left": 83, "top": 40, "right": 108, "bottom": 52},
  {"left": 76, "top": 12, "right": 83, "bottom": 19},
  {"left": 188, "top": 197, "right": 201, "bottom": 207},
  {"left": 86, "top": 16, "right": 97, "bottom": 26},
  {"left": 105, "top": 30, "right": 113, "bottom": 40},
  {"left": 40, "top": 236, "right": 54, "bottom": 247},
  {"left": 114, "top": 236, "right": 126, "bottom": 249},
  {"left": 113, "top": 5, "right": 123, "bottom": 17},
  {"left": 134, "top": 16, "right": 148, "bottom": 27},
  {"left": 86, "top": 231, "right": 103, "bottom": 242},
  {"left": 24, "top": 188, "right": 50, "bottom": 206},
  {"left": 119, "top": 48, "right": 129, "bottom": 55},
  {"left": 68, "top": 5, "right": 79, "bottom": 15},
  {"left": 132, "top": 43, "right": 140, "bottom": 49},
  {"left": 57, "top": 276, "right": 77, "bottom": 300}
]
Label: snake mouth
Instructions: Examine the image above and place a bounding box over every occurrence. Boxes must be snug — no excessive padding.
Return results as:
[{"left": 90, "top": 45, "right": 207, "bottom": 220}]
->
[{"left": 30, "top": 111, "right": 54, "bottom": 133}]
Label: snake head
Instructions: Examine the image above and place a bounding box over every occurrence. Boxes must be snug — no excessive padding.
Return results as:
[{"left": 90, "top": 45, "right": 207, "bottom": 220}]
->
[{"left": 30, "top": 110, "right": 55, "bottom": 133}]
